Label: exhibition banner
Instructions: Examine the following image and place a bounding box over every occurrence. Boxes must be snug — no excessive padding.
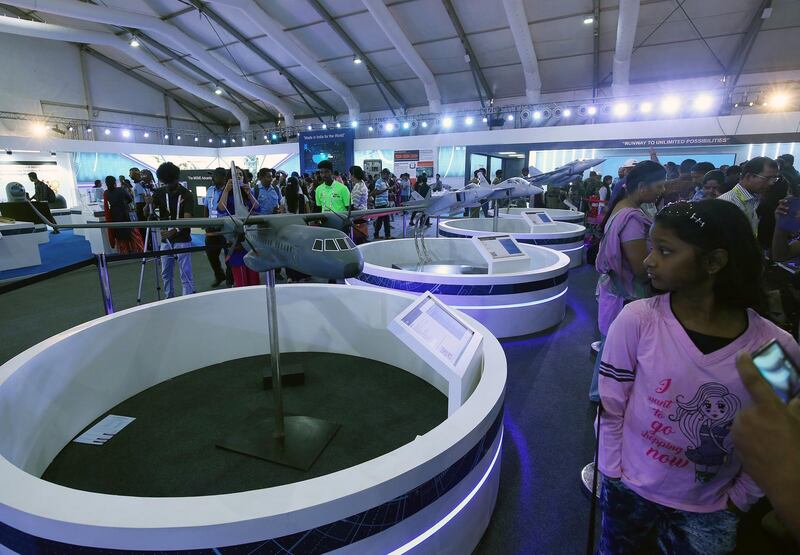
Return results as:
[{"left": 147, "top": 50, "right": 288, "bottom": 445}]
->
[
  {"left": 179, "top": 169, "right": 212, "bottom": 215},
  {"left": 393, "top": 149, "right": 435, "bottom": 184},
  {"left": 299, "top": 129, "right": 355, "bottom": 177}
]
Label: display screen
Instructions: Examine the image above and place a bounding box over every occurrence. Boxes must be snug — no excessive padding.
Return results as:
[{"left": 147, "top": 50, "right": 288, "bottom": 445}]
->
[
  {"left": 478, "top": 235, "right": 525, "bottom": 258},
  {"left": 752, "top": 340, "right": 800, "bottom": 403},
  {"left": 401, "top": 297, "right": 474, "bottom": 365}
]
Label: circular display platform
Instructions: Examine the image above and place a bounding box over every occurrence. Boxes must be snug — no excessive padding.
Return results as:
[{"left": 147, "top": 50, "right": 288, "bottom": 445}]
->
[
  {"left": 347, "top": 238, "right": 570, "bottom": 338},
  {"left": 497, "top": 207, "right": 585, "bottom": 223},
  {"left": 438, "top": 217, "right": 586, "bottom": 268},
  {"left": 0, "top": 285, "right": 506, "bottom": 554}
]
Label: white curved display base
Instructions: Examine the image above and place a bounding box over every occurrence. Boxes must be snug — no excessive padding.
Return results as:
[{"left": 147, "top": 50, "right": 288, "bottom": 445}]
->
[
  {"left": 0, "top": 286, "right": 506, "bottom": 554},
  {"left": 347, "top": 238, "right": 570, "bottom": 338},
  {"left": 0, "top": 222, "right": 49, "bottom": 271},
  {"left": 438, "top": 218, "right": 586, "bottom": 268},
  {"left": 497, "top": 207, "right": 584, "bottom": 223}
]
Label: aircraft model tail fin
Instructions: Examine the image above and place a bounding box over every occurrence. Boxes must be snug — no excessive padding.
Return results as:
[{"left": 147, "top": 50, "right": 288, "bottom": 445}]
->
[
  {"left": 410, "top": 190, "right": 424, "bottom": 201},
  {"left": 229, "top": 161, "right": 248, "bottom": 218},
  {"left": 529, "top": 166, "right": 543, "bottom": 176}
]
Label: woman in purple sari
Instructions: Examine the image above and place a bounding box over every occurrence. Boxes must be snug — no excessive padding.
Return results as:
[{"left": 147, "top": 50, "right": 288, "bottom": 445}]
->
[{"left": 590, "top": 160, "right": 667, "bottom": 401}]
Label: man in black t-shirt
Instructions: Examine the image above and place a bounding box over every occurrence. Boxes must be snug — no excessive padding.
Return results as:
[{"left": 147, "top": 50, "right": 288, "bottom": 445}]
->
[{"left": 149, "top": 162, "right": 195, "bottom": 297}]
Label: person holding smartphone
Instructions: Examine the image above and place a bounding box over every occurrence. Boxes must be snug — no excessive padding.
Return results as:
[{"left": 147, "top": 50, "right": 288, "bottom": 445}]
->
[
  {"left": 597, "top": 200, "right": 800, "bottom": 554},
  {"left": 218, "top": 166, "right": 260, "bottom": 287}
]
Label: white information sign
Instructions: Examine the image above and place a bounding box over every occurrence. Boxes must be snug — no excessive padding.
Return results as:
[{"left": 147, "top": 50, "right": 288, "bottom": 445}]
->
[
  {"left": 522, "top": 210, "right": 558, "bottom": 228},
  {"left": 73, "top": 415, "right": 135, "bottom": 445},
  {"left": 471, "top": 234, "right": 530, "bottom": 273},
  {"left": 389, "top": 292, "right": 483, "bottom": 415}
]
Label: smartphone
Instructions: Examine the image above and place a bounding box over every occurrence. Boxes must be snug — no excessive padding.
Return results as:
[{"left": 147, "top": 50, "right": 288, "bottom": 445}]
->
[
  {"left": 751, "top": 339, "right": 800, "bottom": 403},
  {"left": 777, "top": 197, "right": 800, "bottom": 233}
]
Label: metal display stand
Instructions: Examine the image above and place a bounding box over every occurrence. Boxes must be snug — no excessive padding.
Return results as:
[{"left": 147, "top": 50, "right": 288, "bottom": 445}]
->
[{"left": 216, "top": 269, "right": 340, "bottom": 471}]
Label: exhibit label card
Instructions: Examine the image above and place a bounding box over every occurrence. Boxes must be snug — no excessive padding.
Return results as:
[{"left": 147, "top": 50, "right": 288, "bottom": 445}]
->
[
  {"left": 400, "top": 296, "right": 475, "bottom": 365},
  {"left": 73, "top": 415, "right": 135, "bottom": 445}
]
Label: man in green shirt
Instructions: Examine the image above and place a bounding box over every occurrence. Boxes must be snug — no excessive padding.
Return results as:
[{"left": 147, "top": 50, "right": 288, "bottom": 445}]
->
[{"left": 315, "top": 160, "right": 350, "bottom": 213}]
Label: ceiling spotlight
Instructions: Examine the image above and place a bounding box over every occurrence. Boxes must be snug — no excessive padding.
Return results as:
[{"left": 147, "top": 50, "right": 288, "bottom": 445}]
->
[
  {"left": 402, "top": 121, "right": 410, "bottom": 129},
  {"left": 769, "top": 92, "right": 790, "bottom": 109},
  {"left": 164, "top": 134, "right": 169, "bottom": 139},
  {"left": 271, "top": 133, "right": 278, "bottom": 140},
  {"left": 353, "top": 55, "right": 362, "bottom": 65},
  {"left": 465, "top": 116, "right": 474, "bottom": 125},
  {"left": 563, "top": 109, "right": 572, "bottom": 117},
  {"left": 442, "top": 116, "right": 453, "bottom": 128},
  {"left": 67, "top": 126, "right": 74, "bottom": 132},
  {"left": 143, "top": 131, "right": 150, "bottom": 138},
  {"left": 660, "top": 95, "right": 681, "bottom": 114},
  {"left": 194, "top": 137, "right": 199, "bottom": 142},
  {"left": 336, "top": 122, "right": 341, "bottom": 128},
  {"left": 639, "top": 101, "right": 653, "bottom": 114},
  {"left": 231, "top": 138, "right": 236, "bottom": 143},
  {"left": 351, "top": 120, "right": 358, "bottom": 128},
  {"left": 421, "top": 121, "right": 428, "bottom": 128},
  {"left": 385, "top": 122, "right": 395, "bottom": 132},
  {"left": 121, "top": 129, "right": 131, "bottom": 138},
  {"left": 506, "top": 114, "right": 514, "bottom": 121},
  {"left": 587, "top": 106, "right": 597, "bottom": 115},
  {"left": 692, "top": 94, "right": 714, "bottom": 112},
  {"left": 176, "top": 135, "right": 182, "bottom": 140},
  {"left": 104, "top": 129, "right": 111, "bottom": 135},
  {"left": 241, "top": 137, "right": 245, "bottom": 142},
  {"left": 86, "top": 127, "right": 92, "bottom": 133},
  {"left": 130, "top": 37, "right": 140, "bottom": 48},
  {"left": 482, "top": 116, "right": 488, "bottom": 123},
  {"left": 208, "top": 138, "right": 214, "bottom": 143},
  {"left": 322, "top": 123, "right": 327, "bottom": 129},
  {"left": 368, "top": 125, "right": 374, "bottom": 132},
  {"left": 613, "top": 102, "right": 629, "bottom": 116},
  {"left": 583, "top": 17, "right": 594, "bottom": 24},
  {"left": 307, "top": 125, "right": 312, "bottom": 131},
  {"left": 222, "top": 139, "right": 227, "bottom": 144},
  {"left": 214, "top": 85, "right": 223, "bottom": 95},
  {"left": 533, "top": 111, "right": 542, "bottom": 120},
  {"left": 748, "top": 101, "right": 754, "bottom": 107},
  {"left": 31, "top": 122, "right": 48, "bottom": 137}
]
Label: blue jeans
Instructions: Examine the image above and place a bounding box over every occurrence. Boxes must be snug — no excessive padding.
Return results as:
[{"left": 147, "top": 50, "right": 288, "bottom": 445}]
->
[
  {"left": 160, "top": 241, "right": 195, "bottom": 298},
  {"left": 599, "top": 477, "right": 738, "bottom": 555}
]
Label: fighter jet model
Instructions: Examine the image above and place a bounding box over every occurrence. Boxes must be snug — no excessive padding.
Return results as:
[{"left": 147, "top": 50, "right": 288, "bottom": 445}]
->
[
  {"left": 526, "top": 158, "right": 605, "bottom": 189},
  {"left": 26, "top": 165, "right": 404, "bottom": 281}
]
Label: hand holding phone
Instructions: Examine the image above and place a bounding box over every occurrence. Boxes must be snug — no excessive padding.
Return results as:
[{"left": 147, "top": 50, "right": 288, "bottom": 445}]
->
[{"left": 750, "top": 339, "right": 800, "bottom": 403}]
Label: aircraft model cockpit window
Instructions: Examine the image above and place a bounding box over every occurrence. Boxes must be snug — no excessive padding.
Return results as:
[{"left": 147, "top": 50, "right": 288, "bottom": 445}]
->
[
  {"left": 344, "top": 237, "right": 356, "bottom": 249},
  {"left": 335, "top": 238, "right": 350, "bottom": 251},
  {"left": 324, "top": 238, "right": 338, "bottom": 251},
  {"left": 456, "top": 192, "right": 465, "bottom": 203},
  {"left": 312, "top": 239, "right": 323, "bottom": 251}
]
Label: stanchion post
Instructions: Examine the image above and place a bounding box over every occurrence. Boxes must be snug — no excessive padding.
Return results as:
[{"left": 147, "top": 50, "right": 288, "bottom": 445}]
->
[
  {"left": 493, "top": 200, "right": 499, "bottom": 232},
  {"left": 96, "top": 253, "right": 114, "bottom": 315},
  {"left": 436, "top": 215, "right": 440, "bottom": 237}
]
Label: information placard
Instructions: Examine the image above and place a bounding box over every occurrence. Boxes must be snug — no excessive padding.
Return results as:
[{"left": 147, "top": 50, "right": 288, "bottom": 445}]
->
[
  {"left": 389, "top": 292, "right": 483, "bottom": 415},
  {"left": 522, "top": 210, "right": 558, "bottom": 228},
  {"left": 471, "top": 234, "right": 530, "bottom": 273}
]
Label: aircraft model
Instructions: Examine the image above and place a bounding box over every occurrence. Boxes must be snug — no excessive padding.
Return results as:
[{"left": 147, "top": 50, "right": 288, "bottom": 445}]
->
[
  {"left": 526, "top": 158, "right": 606, "bottom": 189},
  {"left": 26, "top": 164, "right": 405, "bottom": 281}
]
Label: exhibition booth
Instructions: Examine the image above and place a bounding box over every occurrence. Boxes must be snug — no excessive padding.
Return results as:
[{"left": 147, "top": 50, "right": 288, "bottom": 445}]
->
[{"left": 0, "top": 285, "right": 506, "bottom": 554}]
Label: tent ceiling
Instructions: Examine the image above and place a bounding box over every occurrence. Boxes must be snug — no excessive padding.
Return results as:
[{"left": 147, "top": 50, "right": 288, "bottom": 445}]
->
[{"left": 1, "top": 0, "right": 798, "bottom": 123}]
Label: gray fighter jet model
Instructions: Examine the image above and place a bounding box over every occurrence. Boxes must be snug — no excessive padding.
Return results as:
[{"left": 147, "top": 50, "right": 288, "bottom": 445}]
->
[
  {"left": 526, "top": 158, "right": 606, "bottom": 189},
  {"left": 27, "top": 167, "right": 404, "bottom": 280}
]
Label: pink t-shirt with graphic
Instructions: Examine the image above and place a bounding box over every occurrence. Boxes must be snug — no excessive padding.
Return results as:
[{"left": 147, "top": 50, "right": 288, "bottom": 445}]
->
[{"left": 599, "top": 293, "right": 800, "bottom": 513}]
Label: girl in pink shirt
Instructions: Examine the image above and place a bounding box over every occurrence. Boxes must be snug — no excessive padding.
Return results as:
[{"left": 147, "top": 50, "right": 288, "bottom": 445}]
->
[{"left": 598, "top": 200, "right": 800, "bottom": 554}]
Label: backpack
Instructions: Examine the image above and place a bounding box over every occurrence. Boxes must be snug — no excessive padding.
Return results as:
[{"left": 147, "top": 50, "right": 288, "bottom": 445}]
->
[{"left": 45, "top": 184, "right": 56, "bottom": 203}]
